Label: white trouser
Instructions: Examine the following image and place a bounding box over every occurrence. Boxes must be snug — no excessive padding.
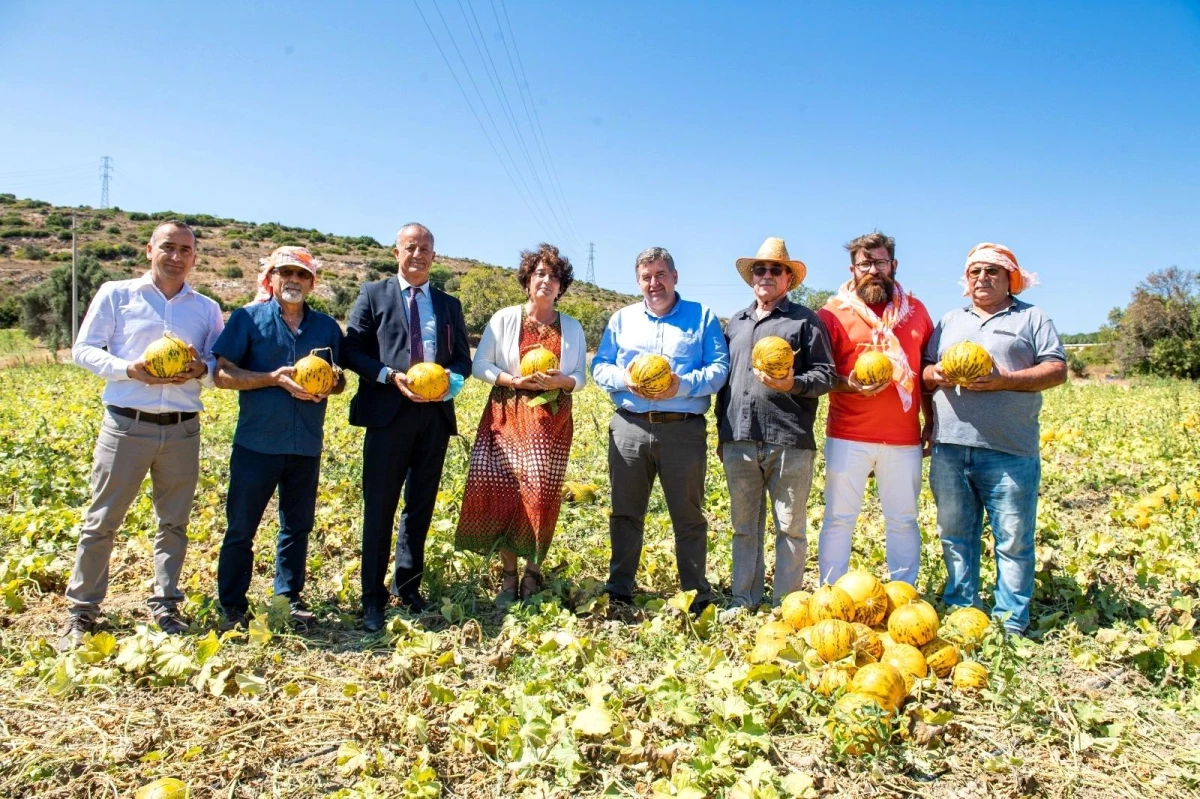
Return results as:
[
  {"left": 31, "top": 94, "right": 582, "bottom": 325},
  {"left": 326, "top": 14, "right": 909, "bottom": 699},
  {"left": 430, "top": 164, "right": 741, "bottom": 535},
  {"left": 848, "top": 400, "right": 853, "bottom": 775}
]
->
[{"left": 817, "top": 436, "right": 923, "bottom": 585}]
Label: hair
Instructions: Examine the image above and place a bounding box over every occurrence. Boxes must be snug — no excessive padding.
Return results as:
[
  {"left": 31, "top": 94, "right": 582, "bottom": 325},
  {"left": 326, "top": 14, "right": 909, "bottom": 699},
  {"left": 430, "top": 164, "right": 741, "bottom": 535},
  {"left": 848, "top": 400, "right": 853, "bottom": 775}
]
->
[
  {"left": 395, "top": 222, "right": 434, "bottom": 248},
  {"left": 517, "top": 242, "right": 574, "bottom": 299},
  {"left": 844, "top": 231, "right": 895, "bottom": 262},
  {"left": 149, "top": 219, "right": 196, "bottom": 248},
  {"left": 634, "top": 246, "right": 675, "bottom": 273}
]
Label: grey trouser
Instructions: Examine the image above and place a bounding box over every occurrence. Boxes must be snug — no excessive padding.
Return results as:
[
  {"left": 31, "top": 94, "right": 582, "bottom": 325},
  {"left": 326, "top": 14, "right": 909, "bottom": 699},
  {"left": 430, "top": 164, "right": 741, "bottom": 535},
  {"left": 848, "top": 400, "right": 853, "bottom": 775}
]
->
[
  {"left": 66, "top": 408, "right": 201, "bottom": 619},
  {"left": 722, "top": 441, "right": 815, "bottom": 608},
  {"left": 606, "top": 411, "right": 711, "bottom": 601}
]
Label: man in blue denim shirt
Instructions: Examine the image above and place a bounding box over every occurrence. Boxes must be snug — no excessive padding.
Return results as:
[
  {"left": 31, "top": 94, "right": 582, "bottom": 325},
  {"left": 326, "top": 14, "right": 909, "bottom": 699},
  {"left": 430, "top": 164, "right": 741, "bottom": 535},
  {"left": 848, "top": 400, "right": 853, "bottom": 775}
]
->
[
  {"left": 592, "top": 246, "right": 730, "bottom": 613},
  {"left": 922, "top": 243, "right": 1066, "bottom": 635},
  {"left": 213, "top": 247, "right": 345, "bottom": 630}
]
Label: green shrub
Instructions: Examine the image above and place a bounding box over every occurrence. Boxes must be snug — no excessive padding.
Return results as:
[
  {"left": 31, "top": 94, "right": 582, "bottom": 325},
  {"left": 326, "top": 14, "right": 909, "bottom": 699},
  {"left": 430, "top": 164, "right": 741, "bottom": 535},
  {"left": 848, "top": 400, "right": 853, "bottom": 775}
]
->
[
  {"left": 16, "top": 244, "right": 47, "bottom": 260},
  {"left": 49, "top": 251, "right": 72, "bottom": 262},
  {"left": 106, "top": 225, "right": 121, "bottom": 235},
  {"left": 1148, "top": 337, "right": 1200, "bottom": 379},
  {"left": 229, "top": 240, "right": 242, "bottom": 250},
  {"left": 0, "top": 193, "right": 15, "bottom": 204},
  {"left": 57, "top": 230, "right": 73, "bottom": 242},
  {"left": 0, "top": 214, "right": 23, "bottom": 226},
  {"left": 0, "top": 229, "right": 51, "bottom": 239},
  {"left": 44, "top": 213, "right": 70, "bottom": 229},
  {"left": 18, "top": 255, "right": 111, "bottom": 351},
  {"left": 82, "top": 241, "right": 139, "bottom": 260},
  {"left": 429, "top": 263, "right": 453, "bottom": 290},
  {"left": 365, "top": 258, "right": 396, "bottom": 275},
  {"left": 128, "top": 212, "right": 151, "bottom": 221},
  {"left": 0, "top": 243, "right": 9, "bottom": 256},
  {"left": 222, "top": 265, "right": 244, "bottom": 278},
  {"left": 81, "top": 219, "right": 101, "bottom": 232},
  {"left": 0, "top": 295, "right": 19, "bottom": 327}
]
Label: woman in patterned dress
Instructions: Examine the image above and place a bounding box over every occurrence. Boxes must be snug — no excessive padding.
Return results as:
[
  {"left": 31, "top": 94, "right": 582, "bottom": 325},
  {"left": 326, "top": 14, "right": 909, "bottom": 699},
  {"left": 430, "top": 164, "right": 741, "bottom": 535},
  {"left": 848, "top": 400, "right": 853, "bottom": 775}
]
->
[{"left": 455, "top": 244, "right": 588, "bottom": 602}]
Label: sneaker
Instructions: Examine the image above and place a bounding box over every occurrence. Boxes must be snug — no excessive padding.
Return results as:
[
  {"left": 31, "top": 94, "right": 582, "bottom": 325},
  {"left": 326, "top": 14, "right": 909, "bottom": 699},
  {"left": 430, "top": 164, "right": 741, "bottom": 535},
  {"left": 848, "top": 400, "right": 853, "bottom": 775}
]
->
[
  {"left": 718, "top": 605, "right": 747, "bottom": 624},
  {"left": 691, "top": 598, "right": 712, "bottom": 618},
  {"left": 362, "top": 605, "right": 386, "bottom": 633},
  {"left": 289, "top": 602, "right": 317, "bottom": 630},
  {"left": 58, "top": 614, "right": 96, "bottom": 652},
  {"left": 606, "top": 590, "right": 634, "bottom": 607},
  {"left": 153, "top": 609, "right": 189, "bottom": 636},
  {"left": 219, "top": 608, "right": 248, "bottom": 632},
  {"left": 398, "top": 592, "right": 428, "bottom": 613}
]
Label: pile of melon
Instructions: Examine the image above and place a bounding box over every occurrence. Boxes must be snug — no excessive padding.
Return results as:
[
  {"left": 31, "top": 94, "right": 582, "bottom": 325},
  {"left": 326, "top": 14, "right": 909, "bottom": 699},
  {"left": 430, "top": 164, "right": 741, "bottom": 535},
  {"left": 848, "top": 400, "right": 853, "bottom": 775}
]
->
[{"left": 748, "top": 570, "right": 993, "bottom": 754}]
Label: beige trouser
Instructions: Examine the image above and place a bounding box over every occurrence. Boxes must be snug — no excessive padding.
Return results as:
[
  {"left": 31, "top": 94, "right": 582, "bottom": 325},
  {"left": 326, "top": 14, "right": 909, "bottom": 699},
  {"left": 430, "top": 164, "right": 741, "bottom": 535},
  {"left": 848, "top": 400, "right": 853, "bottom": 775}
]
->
[{"left": 66, "top": 408, "right": 201, "bottom": 619}]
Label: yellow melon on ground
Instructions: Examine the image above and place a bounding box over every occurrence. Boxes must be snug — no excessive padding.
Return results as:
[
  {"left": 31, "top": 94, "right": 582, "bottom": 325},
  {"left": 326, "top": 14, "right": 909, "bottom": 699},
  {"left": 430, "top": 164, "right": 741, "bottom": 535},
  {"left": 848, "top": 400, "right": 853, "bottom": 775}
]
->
[
  {"left": 944, "top": 606, "right": 990, "bottom": 649},
  {"left": 851, "top": 622, "right": 884, "bottom": 661},
  {"left": 835, "top": 570, "right": 889, "bottom": 627},
  {"left": 809, "top": 585, "right": 856, "bottom": 622},
  {"left": 888, "top": 600, "right": 940, "bottom": 647},
  {"left": 755, "top": 620, "right": 794, "bottom": 646},
  {"left": 780, "top": 590, "right": 813, "bottom": 630},
  {"left": 810, "top": 619, "right": 855, "bottom": 663},
  {"left": 951, "top": 661, "right": 990, "bottom": 691},
  {"left": 850, "top": 662, "right": 907, "bottom": 712},
  {"left": 882, "top": 581, "right": 919, "bottom": 618},
  {"left": 920, "top": 637, "right": 961, "bottom": 678},
  {"left": 883, "top": 644, "right": 928, "bottom": 695},
  {"left": 827, "top": 692, "right": 893, "bottom": 755}
]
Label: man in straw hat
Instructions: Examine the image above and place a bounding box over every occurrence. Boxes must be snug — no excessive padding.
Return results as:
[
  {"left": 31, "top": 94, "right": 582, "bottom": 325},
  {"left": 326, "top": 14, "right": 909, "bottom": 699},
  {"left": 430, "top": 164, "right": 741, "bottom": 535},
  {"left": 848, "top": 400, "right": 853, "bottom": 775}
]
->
[
  {"left": 922, "top": 243, "right": 1066, "bottom": 636},
  {"left": 816, "top": 231, "right": 934, "bottom": 587},
  {"left": 716, "top": 238, "right": 835, "bottom": 613},
  {"left": 212, "top": 246, "right": 345, "bottom": 631}
]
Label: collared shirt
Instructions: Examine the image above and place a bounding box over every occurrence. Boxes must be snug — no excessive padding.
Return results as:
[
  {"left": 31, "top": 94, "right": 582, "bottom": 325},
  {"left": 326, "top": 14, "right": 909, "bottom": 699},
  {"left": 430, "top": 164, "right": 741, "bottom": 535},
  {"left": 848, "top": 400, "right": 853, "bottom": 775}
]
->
[
  {"left": 924, "top": 298, "right": 1065, "bottom": 458},
  {"left": 591, "top": 293, "right": 730, "bottom": 415},
  {"left": 375, "top": 275, "right": 437, "bottom": 383},
  {"left": 73, "top": 272, "right": 223, "bottom": 413},
  {"left": 716, "top": 297, "right": 836, "bottom": 449},
  {"left": 212, "top": 299, "right": 344, "bottom": 457}
]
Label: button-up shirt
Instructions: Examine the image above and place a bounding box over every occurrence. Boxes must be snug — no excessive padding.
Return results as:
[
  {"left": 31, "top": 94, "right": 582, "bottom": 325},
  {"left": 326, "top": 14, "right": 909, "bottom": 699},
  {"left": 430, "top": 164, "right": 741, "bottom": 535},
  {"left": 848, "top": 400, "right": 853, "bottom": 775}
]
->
[
  {"left": 716, "top": 297, "right": 836, "bottom": 449},
  {"left": 375, "top": 275, "right": 437, "bottom": 383},
  {"left": 73, "top": 272, "right": 223, "bottom": 413},
  {"left": 592, "top": 293, "right": 729, "bottom": 415},
  {"left": 213, "top": 299, "right": 344, "bottom": 457}
]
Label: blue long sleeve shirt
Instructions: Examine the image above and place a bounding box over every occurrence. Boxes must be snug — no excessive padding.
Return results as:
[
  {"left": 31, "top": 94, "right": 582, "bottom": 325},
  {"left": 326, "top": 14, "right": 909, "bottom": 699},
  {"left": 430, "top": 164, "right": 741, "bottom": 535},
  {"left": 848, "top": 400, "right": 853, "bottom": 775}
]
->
[{"left": 591, "top": 294, "right": 730, "bottom": 414}]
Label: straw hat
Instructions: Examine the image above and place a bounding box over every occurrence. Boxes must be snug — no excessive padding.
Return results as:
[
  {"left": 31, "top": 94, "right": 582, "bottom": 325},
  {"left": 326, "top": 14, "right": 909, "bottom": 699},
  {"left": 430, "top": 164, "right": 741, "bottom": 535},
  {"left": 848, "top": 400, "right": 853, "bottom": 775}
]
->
[{"left": 735, "top": 237, "right": 807, "bottom": 291}]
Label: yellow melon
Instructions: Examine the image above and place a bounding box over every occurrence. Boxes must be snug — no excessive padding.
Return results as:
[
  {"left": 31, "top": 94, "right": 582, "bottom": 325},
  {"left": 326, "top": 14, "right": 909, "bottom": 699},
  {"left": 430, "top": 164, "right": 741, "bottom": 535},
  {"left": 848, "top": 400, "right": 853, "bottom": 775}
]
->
[
  {"left": 293, "top": 348, "right": 336, "bottom": 395},
  {"left": 920, "top": 637, "right": 961, "bottom": 678},
  {"left": 827, "top": 692, "right": 893, "bottom": 755},
  {"left": 882, "top": 581, "right": 919, "bottom": 619},
  {"left": 951, "top": 661, "right": 989, "bottom": 692},
  {"left": 628, "top": 353, "right": 673, "bottom": 396},
  {"left": 835, "top": 570, "right": 889, "bottom": 627},
  {"left": 882, "top": 644, "right": 927, "bottom": 695},
  {"left": 143, "top": 333, "right": 190, "bottom": 378},
  {"left": 940, "top": 341, "right": 993, "bottom": 383},
  {"left": 755, "top": 620, "right": 795, "bottom": 645},
  {"left": 851, "top": 622, "right": 884, "bottom": 661},
  {"left": 406, "top": 362, "right": 449, "bottom": 400},
  {"left": 519, "top": 345, "right": 559, "bottom": 376},
  {"left": 809, "top": 585, "right": 856, "bottom": 623},
  {"left": 944, "top": 606, "right": 990, "bottom": 647},
  {"left": 780, "top": 590, "right": 813, "bottom": 630},
  {"left": 810, "top": 618, "right": 855, "bottom": 663},
  {"left": 850, "top": 662, "right": 907, "bottom": 711},
  {"left": 888, "top": 600, "right": 939, "bottom": 648},
  {"left": 751, "top": 336, "right": 795, "bottom": 379},
  {"left": 811, "top": 665, "right": 854, "bottom": 696},
  {"left": 852, "top": 350, "right": 893, "bottom": 385}
]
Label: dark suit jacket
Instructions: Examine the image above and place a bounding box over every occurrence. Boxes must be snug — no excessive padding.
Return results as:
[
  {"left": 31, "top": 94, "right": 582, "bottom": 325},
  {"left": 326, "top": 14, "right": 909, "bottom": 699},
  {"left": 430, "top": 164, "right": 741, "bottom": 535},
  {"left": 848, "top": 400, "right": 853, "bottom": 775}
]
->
[{"left": 343, "top": 277, "right": 472, "bottom": 432}]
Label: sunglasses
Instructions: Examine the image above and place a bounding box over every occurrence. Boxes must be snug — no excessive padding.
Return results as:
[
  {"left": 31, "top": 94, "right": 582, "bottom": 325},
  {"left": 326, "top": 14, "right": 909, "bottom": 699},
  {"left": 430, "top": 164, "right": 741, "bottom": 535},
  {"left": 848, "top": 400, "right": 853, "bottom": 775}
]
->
[
  {"left": 273, "top": 267, "right": 312, "bottom": 279},
  {"left": 752, "top": 265, "right": 787, "bottom": 277}
]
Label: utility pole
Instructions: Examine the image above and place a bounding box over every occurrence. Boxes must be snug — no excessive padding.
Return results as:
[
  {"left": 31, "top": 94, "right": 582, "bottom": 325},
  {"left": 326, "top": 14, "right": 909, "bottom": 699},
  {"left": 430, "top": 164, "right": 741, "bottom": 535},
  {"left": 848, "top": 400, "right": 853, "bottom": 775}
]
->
[
  {"left": 586, "top": 242, "right": 596, "bottom": 285},
  {"left": 71, "top": 212, "right": 78, "bottom": 345},
  {"left": 99, "top": 156, "right": 113, "bottom": 208}
]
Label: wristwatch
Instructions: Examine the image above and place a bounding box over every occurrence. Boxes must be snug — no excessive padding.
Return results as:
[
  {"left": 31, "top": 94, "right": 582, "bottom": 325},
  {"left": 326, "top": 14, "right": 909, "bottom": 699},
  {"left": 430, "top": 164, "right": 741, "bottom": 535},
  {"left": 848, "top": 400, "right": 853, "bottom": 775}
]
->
[{"left": 386, "top": 368, "right": 401, "bottom": 386}]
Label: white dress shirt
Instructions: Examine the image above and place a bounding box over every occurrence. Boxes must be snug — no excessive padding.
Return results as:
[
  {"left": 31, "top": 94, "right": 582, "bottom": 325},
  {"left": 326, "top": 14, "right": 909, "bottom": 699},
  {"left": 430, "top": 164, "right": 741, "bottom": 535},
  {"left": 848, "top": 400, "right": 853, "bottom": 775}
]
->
[{"left": 73, "top": 272, "right": 224, "bottom": 413}]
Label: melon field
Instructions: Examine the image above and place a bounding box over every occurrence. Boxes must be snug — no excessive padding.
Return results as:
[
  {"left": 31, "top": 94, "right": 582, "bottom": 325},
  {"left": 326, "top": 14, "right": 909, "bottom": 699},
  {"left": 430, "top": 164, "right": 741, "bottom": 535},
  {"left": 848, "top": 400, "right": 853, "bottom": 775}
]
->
[{"left": 1, "top": 363, "right": 1198, "bottom": 798}]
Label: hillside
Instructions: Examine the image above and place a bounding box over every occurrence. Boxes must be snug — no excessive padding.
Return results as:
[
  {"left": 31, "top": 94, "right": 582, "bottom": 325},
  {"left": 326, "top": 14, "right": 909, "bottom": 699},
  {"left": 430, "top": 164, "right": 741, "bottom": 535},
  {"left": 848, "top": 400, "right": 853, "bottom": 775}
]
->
[{"left": 0, "top": 194, "right": 637, "bottom": 332}]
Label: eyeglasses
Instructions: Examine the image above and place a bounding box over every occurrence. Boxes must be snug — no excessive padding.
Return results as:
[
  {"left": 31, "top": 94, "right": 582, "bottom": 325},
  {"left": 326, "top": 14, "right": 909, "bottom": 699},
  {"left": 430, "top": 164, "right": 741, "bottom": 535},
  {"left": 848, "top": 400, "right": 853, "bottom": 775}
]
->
[
  {"left": 273, "top": 267, "right": 312, "bottom": 280},
  {"left": 966, "top": 266, "right": 1004, "bottom": 280},
  {"left": 853, "top": 259, "right": 894, "bottom": 274},
  {"left": 752, "top": 264, "right": 787, "bottom": 278}
]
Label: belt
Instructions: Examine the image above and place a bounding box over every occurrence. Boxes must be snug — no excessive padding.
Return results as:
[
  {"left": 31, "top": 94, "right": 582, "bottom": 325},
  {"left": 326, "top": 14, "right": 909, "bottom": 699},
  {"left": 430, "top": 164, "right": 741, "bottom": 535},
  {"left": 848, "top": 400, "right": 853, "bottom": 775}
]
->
[
  {"left": 108, "top": 406, "right": 198, "bottom": 426},
  {"left": 619, "top": 409, "right": 701, "bottom": 424}
]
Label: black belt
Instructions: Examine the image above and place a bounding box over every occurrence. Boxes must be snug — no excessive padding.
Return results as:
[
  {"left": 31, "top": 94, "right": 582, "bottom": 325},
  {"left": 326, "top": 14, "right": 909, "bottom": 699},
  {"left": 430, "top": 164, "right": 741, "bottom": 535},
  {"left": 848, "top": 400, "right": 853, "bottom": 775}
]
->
[
  {"left": 619, "top": 409, "right": 701, "bottom": 424},
  {"left": 108, "top": 406, "right": 198, "bottom": 426}
]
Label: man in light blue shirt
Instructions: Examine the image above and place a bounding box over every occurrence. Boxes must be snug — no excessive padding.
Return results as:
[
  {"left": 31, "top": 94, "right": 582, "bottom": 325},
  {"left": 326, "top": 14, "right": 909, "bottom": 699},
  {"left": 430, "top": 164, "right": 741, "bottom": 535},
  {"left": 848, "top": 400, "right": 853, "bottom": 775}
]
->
[{"left": 592, "top": 246, "right": 729, "bottom": 614}]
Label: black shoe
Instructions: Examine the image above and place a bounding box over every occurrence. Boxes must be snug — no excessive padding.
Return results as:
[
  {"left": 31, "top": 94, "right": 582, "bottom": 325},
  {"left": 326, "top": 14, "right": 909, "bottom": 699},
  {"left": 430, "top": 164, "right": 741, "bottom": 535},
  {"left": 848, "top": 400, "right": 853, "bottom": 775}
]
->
[
  {"left": 154, "top": 609, "right": 189, "bottom": 636},
  {"left": 219, "top": 608, "right": 248, "bottom": 632},
  {"left": 58, "top": 613, "right": 97, "bottom": 652},
  {"left": 606, "top": 590, "right": 634, "bottom": 607},
  {"left": 362, "top": 605, "right": 385, "bottom": 633},
  {"left": 691, "top": 598, "right": 712, "bottom": 618},
  {"left": 399, "top": 592, "right": 428, "bottom": 613},
  {"left": 289, "top": 602, "right": 317, "bottom": 630}
]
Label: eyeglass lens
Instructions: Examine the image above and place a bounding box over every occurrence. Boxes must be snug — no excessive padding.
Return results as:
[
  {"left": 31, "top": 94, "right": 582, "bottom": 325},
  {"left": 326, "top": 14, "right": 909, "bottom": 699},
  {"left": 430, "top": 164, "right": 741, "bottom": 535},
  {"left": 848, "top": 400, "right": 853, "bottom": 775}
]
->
[{"left": 753, "top": 265, "right": 786, "bottom": 277}]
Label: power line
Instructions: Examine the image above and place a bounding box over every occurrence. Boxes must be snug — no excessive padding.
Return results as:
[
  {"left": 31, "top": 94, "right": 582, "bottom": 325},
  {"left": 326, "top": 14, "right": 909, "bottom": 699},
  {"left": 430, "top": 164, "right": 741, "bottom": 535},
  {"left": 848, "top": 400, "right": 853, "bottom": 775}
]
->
[{"left": 99, "top": 156, "right": 113, "bottom": 209}]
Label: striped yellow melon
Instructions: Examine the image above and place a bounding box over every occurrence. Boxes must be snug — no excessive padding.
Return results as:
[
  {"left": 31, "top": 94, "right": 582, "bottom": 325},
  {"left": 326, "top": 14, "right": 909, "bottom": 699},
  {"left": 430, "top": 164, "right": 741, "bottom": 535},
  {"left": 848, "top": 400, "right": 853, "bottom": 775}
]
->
[
  {"left": 293, "top": 348, "right": 335, "bottom": 395},
  {"left": 877, "top": 630, "right": 896, "bottom": 651},
  {"left": 809, "top": 585, "right": 856, "bottom": 623},
  {"left": 850, "top": 662, "right": 907, "bottom": 711},
  {"left": 883, "top": 644, "right": 927, "bottom": 694},
  {"left": 407, "top": 362, "right": 449, "bottom": 400},
  {"left": 940, "top": 341, "right": 993, "bottom": 383},
  {"left": 748, "top": 638, "right": 785, "bottom": 664},
  {"left": 780, "top": 590, "right": 813, "bottom": 630},
  {"left": 852, "top": 350, "right": 893, "bottom": 385},
  {"left": 751, "top": 335, "right": 794, "bottom": 379},
  {"left": 143, "top": 333, "right": 190, "bottom": 378},
  {"left": 811, "top": 666, "right": 854, "bottom": 696},
  {"left": 810, "top": 618, "right": 855, "bottom": 663},
  {"left": 882, "top": 581, "right": 919, "bottom": 619},
  {"left": 851, "top": 623, "right": 884, "bottom": 661},
  {"left": 827, "top": 692, "right": 893, "bottom": 754},
  {"left": 835, "top": 570, "right": 889, "bottom": 627},
  {"left": 519, "top": 345, "right": 559, "bottom": 376},
  {"left": 951, "top": 661, "right": 989, "bottom": 691},
  {"left": 887, "top": 600, "right": 939, "bottom": 647},
  {"left": 628, "top": 353, "right": 673, "bottom": 396},
  {"left": 944, "top": 606, "right": 990, "bottom": 641},
  {"left": 920, "top": 637, "right": 961, "bottom": 678}
]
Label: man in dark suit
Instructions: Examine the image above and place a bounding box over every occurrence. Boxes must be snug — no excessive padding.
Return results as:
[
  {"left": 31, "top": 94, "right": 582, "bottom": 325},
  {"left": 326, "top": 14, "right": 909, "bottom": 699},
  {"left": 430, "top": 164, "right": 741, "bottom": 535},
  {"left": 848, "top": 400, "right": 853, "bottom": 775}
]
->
[{"left": 343, "top": 222, "right": 471, "bottom": 632}]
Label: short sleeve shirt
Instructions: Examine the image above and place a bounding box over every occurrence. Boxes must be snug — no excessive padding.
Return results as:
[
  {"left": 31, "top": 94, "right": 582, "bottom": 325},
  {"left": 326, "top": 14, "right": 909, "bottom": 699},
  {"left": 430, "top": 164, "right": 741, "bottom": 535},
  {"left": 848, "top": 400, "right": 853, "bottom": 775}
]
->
[
  {"left": 925, "top": 298, "right": 1065, "bottom": 457},
  {"left": 213, "top": 300, "right": 344, "bottom": 457}
]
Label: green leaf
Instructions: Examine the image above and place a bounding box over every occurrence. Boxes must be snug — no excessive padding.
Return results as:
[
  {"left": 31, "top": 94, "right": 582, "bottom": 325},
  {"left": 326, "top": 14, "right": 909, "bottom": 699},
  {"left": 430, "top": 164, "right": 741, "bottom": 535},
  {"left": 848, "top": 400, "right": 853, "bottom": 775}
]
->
[
  {"left": 573, "top": 704, "right": 614, "bottom": 737},
  {"left": 195, "top": 630, "right": 221, "bottom": 664},
  {"left": 234, "top": 671, "right": 267, "bottom": 695},
  {"left": 247, "top": 616, "right": 273, "bottom": 647},
  {"left": 667, "top": 590, "right": 696, "bottom": 613}
]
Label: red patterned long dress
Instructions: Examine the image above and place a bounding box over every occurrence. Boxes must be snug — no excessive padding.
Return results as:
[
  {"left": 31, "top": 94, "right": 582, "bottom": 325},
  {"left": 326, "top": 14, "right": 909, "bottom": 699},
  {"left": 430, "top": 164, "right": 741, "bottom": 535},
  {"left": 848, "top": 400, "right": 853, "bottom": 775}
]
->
[{"left": 455, "top": 313, "right": 573, "bottom": 564}]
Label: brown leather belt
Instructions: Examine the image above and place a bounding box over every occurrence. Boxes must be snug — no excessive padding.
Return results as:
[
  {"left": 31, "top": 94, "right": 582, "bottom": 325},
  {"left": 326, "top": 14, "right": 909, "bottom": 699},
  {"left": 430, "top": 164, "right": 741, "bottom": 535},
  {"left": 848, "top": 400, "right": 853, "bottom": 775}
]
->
[
  {"left": 619, "top": 409, "right": 701, "bottom": 424},
  {"left": 108, "top": 406, "right": 198, "bottom": 426}
]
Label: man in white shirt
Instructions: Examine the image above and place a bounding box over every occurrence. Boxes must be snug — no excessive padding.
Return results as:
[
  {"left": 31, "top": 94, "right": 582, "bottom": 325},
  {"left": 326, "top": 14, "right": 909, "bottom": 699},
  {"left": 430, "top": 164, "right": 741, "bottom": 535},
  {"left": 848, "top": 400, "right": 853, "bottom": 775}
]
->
[{"left": 63, "top": 220, "right": 224, "bottom": 649}]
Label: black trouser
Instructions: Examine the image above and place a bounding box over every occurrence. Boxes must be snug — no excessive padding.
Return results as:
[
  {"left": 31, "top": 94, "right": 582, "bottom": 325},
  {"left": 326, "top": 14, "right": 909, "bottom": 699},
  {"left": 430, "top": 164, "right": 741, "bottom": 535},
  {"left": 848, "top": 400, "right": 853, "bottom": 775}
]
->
[{"left": 360, "top": 404, "right": 451, "bottom": 609}]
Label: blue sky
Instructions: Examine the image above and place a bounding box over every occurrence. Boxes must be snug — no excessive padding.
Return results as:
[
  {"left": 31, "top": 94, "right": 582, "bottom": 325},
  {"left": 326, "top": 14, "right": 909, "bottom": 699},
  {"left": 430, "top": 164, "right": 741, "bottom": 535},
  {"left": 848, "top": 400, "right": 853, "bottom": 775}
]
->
[{"left": 2, "top": 1, "right": 1198, "bottom": 333}]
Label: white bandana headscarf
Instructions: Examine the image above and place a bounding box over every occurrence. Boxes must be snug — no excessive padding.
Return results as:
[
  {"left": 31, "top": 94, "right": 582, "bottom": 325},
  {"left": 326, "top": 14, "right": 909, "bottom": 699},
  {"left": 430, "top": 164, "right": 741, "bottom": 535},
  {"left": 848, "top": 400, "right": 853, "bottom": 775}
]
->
[{"left": 960, "top": 243, "right": 1039, "bottom": 296}]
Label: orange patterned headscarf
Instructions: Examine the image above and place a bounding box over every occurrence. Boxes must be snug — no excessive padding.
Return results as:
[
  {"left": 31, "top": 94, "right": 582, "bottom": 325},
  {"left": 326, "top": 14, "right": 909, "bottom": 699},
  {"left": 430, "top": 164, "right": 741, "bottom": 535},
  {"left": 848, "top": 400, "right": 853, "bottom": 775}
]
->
[{"left": 961, "top": 243, "right": 1039, "bottom": 296}]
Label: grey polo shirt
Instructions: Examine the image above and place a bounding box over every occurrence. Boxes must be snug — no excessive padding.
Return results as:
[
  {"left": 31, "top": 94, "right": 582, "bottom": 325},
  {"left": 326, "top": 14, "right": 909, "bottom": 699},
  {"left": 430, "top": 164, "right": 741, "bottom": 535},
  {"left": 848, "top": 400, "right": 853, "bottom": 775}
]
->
[
  {"left": 716, "top": 297, "right": 836, "bottom": 449},
  {"left": 924, "top": 298, "right": 1065, "bottom": 458}
]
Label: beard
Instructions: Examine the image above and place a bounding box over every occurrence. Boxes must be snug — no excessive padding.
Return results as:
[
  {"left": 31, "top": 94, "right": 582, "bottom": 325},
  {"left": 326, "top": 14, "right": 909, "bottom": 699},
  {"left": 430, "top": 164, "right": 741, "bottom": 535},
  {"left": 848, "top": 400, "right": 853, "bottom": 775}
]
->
[
  {"left": 856, "top": 274, "right": 894, "bottom": 305},
  {"left": 279, "top": 285, "right": 305, "bottom": 304}
]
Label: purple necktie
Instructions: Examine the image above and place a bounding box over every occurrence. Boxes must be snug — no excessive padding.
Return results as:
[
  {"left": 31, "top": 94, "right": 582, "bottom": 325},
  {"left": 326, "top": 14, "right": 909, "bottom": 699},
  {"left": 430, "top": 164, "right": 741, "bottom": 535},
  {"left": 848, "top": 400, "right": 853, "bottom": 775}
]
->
[{"left": 408, "top": 286, "right": 425, "bottom": 364}]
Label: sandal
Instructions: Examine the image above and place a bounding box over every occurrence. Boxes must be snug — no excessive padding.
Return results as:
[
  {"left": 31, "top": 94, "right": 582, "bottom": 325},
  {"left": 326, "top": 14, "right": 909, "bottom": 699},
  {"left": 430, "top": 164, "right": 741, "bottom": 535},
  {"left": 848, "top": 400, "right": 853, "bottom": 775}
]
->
[
  {"left": 496, "top": 569, "right": 519, "bottom": 606},
  {"left": 520, "top": 565, "right": 543, "bottom": 602}
]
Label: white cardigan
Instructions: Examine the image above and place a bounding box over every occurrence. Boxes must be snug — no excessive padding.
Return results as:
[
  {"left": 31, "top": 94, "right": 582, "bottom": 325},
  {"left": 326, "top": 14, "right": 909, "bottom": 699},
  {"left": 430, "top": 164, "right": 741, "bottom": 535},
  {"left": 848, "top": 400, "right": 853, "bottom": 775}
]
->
[{"left": 473, "top": 304, "right": 588, "bottom": 392}]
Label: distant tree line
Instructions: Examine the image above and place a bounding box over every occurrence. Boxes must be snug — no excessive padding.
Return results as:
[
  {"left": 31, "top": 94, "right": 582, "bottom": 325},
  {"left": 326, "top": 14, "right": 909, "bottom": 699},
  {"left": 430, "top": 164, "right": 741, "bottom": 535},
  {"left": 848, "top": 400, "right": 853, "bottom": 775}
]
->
[{"left": 1104, "top": 267, "right": 1199, "bottom": 379}]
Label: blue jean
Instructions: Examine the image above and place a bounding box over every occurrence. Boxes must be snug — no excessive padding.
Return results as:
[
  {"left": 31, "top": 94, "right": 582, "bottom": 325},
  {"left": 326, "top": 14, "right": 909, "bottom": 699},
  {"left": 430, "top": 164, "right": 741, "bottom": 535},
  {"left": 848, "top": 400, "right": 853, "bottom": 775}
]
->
[
  {"left": 722, "top": 442, "right": 815, "bottom": 608},
  {"left": 929, "top": 442, "right": 1040, "bottom": 633},
  {"left": 217, "top": 444, "right": 321, "bottom": 614}
]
